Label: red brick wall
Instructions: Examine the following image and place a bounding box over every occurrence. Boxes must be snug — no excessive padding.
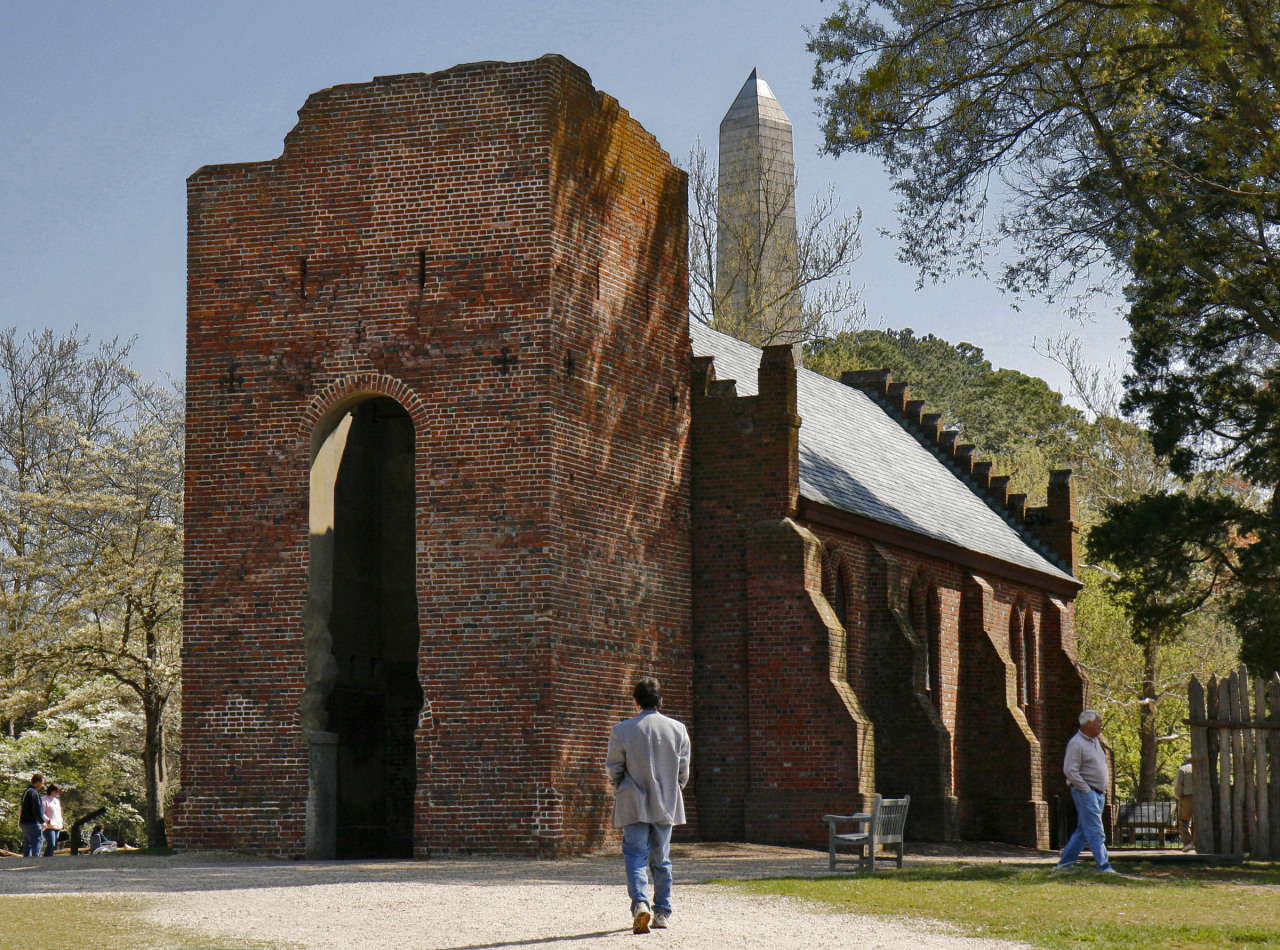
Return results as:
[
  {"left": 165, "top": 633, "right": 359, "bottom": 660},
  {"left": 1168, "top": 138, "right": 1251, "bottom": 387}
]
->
[
  {"left": 810, "top": 532, "right": 958, "bottom": 840},
  {"left": 690, "top": 340, "right": 1085, "bottom": 848},
  {"left": 806, "top": 526, "right": 1086, "bottom": 846},
  {"left": 1039, "top": 596, "right": 1090, "bottom": 835},
  {"left": 176, "top": 55, "right": 690, "bottom": 857},
  {"left": 689, "top": 355, "right": 774, "bottom": 839},
  {"left": 742, "top": 518, "right": 875, "bottom": 844},
  {"left": 690, "top": 346, "right": 874, "bottom": 846},
  {"left": 540, "top": 63, "right": 692, "bottom": 850}
]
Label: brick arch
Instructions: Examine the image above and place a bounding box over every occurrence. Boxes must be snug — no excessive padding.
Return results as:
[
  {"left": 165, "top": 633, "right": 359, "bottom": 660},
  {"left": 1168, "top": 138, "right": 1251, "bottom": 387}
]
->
[
  {"left": 301, "top": 372, "right": 431, "bottom": 455},
  {"left": 299, "top": 373, "right": 429, "bottom": 859},
  {"left": 1009, "top": 597, "right": 1032, "bottom": 710}
]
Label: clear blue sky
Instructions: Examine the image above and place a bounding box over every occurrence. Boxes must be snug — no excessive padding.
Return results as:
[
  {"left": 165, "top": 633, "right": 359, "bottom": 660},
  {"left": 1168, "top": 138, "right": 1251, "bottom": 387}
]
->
[{"left": 0, "top": 0, "right": 1129, "bottom": 394}]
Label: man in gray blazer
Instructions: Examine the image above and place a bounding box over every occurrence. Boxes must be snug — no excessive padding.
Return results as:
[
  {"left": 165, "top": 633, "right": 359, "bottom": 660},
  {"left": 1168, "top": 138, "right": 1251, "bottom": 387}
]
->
[{"left": 605, "top": 677, "right": 690, "bottom": 934}]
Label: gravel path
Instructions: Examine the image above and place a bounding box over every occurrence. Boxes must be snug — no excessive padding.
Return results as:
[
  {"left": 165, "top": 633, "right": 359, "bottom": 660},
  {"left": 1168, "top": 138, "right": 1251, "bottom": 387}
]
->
[{"left": 0, "top": 844, "right": 1041, "bottom": 950}]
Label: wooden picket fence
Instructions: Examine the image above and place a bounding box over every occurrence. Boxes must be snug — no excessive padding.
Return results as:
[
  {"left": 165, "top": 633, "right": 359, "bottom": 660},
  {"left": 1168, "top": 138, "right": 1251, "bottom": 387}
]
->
[{"left": 1187, "top": 668, "right": 1280, "bottom": 858}]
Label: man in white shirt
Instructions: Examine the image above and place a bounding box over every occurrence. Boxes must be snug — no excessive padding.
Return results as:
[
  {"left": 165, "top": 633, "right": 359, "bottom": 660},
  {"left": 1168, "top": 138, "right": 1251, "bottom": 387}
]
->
[
  {"left": 605, "top": 677, "right": 690, "bottom": 934},
  {"left": 1053, "top": 709, "right": 1118, "bottom": 874}
]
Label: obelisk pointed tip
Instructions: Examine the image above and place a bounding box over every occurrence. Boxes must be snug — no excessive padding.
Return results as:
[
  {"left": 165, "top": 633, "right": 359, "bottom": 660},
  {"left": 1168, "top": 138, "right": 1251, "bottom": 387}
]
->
[{"left": 723, "top": 68, "right": 790, "bottom": 128}]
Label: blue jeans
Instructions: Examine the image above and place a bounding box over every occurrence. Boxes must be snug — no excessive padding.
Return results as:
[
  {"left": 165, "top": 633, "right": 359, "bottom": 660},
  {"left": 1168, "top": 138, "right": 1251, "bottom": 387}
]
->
[
  {"left": 622, "top": 822, "right": 673, "bottom": 915},
  {"left": 1058, "top": 787, "right": 1112, "bottom": 871},
  {"left": 43, "top": 829, "right": 60, "bottom": 856},
  {"left": 20, "top": 823, "right": 42, "bottom": 858}
]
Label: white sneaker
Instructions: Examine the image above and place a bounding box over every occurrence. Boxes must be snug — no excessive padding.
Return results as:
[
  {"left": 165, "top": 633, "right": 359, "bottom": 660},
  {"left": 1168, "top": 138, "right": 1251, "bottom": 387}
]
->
[
  {"left": 1049, "top": 863, "right": 1076, "bottom": 874},
  {"left": 632, "top": 904, "right": 651, "bottom": 934},
  {"left": 653, "top": 912, "right": 670, "bottom": 929},
  {"left": 1097, "top": 866, "right": 1120, "bottom": 875}
]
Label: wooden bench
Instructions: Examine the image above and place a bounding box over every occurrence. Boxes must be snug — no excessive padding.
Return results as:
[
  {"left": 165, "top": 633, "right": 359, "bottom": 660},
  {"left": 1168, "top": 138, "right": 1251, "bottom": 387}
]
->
[
  {"left": 824, "top": 794, "right": 911, "bottom": 871},
  {"left": 1115, "top": 801, "right": 1179, "bottom": 847}
]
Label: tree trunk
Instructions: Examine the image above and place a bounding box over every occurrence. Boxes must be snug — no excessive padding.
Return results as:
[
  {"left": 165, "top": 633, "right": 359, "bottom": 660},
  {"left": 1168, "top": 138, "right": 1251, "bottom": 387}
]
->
[
  {"left": 1137, "top": 635, "right": 1161, "bottom": 800},
  {"left": 142, "top": 693, "right": 169, "bottom": 848}
]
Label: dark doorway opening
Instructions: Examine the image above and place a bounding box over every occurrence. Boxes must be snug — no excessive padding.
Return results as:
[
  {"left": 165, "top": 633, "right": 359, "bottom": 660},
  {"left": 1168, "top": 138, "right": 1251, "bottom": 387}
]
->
[{"left": 326, "top": 397, "right": 421, "bottom": 858}]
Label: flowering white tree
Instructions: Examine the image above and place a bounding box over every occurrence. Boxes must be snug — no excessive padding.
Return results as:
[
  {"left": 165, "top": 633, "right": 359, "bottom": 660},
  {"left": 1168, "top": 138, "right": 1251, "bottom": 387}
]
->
[
  {"left": 0, "top": 328, "right": 135, "bottom": 735},
  {"left": 63, "top": 379, "right": 183, "bottom": 847},
  {"left": 0, "top": 327, "right": 181, "bottom": 848}
]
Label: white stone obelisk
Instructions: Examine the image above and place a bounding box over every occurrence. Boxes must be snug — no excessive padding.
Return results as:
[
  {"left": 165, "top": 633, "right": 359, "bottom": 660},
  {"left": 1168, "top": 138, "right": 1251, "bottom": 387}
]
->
[{"left": 717, "top": 69, "right": 801, "bottom": 347}]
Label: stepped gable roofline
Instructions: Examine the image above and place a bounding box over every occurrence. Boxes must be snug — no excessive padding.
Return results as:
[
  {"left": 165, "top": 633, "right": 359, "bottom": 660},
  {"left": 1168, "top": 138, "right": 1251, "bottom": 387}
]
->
[{"left": 690, "top": 320, "right": 1079, "bottom": 588}]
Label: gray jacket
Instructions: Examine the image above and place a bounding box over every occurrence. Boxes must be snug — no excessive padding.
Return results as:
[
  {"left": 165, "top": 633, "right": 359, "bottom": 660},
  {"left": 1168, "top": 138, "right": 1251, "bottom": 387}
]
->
[
  {"left": 1064, "top": 730, "right": 1109, "bottom": 794},
  {"left": 1175, "top": 762, "right": 1194, "bottom": 798},
  {"left": 606, "top": 708, "right": 690, "bottom": 827}
]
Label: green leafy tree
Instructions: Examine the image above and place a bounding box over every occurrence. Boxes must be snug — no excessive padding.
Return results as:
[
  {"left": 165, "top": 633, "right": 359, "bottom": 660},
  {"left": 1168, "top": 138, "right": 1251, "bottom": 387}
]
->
[
  {"left": 1075, "top": 583, "right": 1240, "bottom": 800},
  {"left": 809, "top": 0, "right": 1280, "bottom": 313},
  {"left": 810, "top": 0, "right": 1280, "bottom": 672},
  {"left": 1037, "top": 336, "right": 1178, "bottom": 514},
  {"left": 1224, "top": 496, "right": 1280, "bottom": 676},
  {"left": 0, "top": 327, "right": 181, "bottom": 848},
  {"left": 0, "top": 328, "right": 135, "bottom": 736},
  {"left": 59, "top": 380, "right": 183, "bottom": 848},
  {"left": 1087, "top": 492, "right": 1242, "bottom": 798},
  {"left": 0, "top": 683, "right": 147, "bottom": 849},
  {"left": 810, "top": 0, "right": 1280, "bottom": 475},
  {"left": 1046, "top": 335, "right": 1255, "bottom": 789}
]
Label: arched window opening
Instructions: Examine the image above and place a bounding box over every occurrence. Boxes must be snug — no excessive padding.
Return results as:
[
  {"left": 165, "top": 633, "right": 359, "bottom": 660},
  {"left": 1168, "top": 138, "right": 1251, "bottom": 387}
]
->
[
  {"left": 909, "top": 574, "right": 940, "bottom": 706},
  {"left": 823, "top": 549, "right": 850, "bottom": 631},
  {"left": 909, "top": 584, "right": 928, "bottom": 692},
  {"left": 833, "top": 565, "right": 849, "bottom": 631},
  {"left": 1022, "top": 608, "right": 1038, "bottom": 706},
  {"left": 307, "top": 395, "right": 421, "bottom": 859},
  {"left": 1010, "top": 604, "right": 1028, "bottom": 708}
]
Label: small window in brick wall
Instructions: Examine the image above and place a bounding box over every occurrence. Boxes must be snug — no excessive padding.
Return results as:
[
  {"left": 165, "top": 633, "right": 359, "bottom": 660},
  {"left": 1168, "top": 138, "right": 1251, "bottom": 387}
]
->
[
  {"left": 823, "top": 549, "right": 849, "bottom": 630},
  {"left": 929, "top": 591, "right": 942, "bottom": 709},
  {"left": 910, "top": 575, "right": 942, "bottom": 708},
  {"left": 1010, "top": 603, "right": 1029, "bottom": 708},
  {"left": 1022, "top": 607, "right": 1038, "bottom": 707}
]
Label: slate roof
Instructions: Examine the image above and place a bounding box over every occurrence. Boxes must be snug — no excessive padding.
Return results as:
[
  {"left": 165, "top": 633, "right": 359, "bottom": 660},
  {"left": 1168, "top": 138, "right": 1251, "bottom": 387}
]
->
[{"left": 690, "top": 321, "right": 1075, "bottom": 583}]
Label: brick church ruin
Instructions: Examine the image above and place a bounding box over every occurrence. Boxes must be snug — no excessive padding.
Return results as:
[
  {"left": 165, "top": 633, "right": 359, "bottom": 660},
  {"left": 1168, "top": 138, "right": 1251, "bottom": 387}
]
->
[{"left": 175, "top": 55, "right": 1088, "bottom": 858}]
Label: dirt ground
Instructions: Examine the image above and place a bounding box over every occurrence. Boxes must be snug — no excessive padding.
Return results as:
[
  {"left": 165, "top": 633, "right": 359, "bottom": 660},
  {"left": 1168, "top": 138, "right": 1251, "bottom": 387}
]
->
[{"left": 0, "top": 842, "right": 1049, "bottom": 949}]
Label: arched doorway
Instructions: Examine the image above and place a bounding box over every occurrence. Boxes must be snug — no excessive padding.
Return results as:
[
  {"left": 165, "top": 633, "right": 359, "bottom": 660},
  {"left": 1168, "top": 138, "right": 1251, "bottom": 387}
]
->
[{"left": 306, "top": 395, "right": 421, "bottom": 858}]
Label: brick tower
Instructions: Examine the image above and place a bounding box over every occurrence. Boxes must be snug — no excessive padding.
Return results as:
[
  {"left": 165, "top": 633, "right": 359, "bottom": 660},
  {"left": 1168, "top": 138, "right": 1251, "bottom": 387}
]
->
[{"left": 176, "top": 56, "right": 692, "bottom": 857}]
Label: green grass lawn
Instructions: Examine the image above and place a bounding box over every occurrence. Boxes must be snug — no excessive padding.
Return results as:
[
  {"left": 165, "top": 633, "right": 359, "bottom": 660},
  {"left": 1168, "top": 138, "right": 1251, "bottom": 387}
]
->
[
  {"left": 0, "top": 895, "right": 279, "bottom": 950},
  {"left": 724, "top": 862, "right": 1280, "bottom": 950}
]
